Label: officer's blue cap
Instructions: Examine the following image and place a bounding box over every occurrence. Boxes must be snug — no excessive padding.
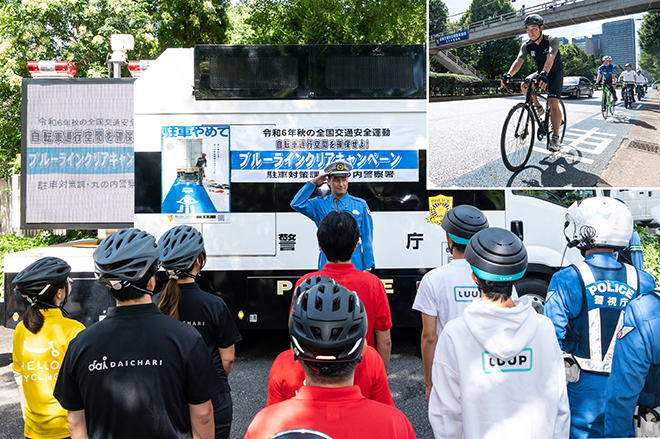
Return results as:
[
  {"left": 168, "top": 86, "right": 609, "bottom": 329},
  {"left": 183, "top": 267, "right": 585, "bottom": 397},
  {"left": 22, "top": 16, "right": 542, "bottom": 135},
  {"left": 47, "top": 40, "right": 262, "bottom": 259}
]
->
[{"left": 324, "top": 160, "right": 352, "bottom": 177}]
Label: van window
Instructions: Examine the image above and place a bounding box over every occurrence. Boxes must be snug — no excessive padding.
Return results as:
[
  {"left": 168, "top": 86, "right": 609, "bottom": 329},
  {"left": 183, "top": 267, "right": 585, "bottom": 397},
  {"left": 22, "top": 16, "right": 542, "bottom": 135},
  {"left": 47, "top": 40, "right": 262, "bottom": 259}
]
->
[{"left": 512, "top": 190, "right": 596, "bottom": 208}]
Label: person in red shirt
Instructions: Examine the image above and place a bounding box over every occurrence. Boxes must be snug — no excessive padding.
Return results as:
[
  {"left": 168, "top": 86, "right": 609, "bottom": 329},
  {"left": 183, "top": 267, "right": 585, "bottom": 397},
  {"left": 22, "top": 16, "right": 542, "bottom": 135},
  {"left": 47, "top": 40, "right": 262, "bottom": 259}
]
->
[
  {"left": 245, "top": 278, "right": 415, "bottom": 439},
  {"left": 294, "top": 211, "right": 392, "bottom": 369},
  {"left": 268, "top": 279, "right": 394, "bottom": 406}
]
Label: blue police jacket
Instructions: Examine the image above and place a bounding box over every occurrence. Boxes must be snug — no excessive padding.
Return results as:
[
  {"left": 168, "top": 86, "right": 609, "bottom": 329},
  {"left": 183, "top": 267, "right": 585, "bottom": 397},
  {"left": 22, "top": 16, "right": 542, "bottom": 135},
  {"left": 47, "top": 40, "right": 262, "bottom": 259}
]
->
[
  {"left": 605, "top": 291, "right": 660, "bottom": 437},
  {"left": 290, "top": 181, "right": 374, "bottom": 271},
  {"left": 544, "top": 252, "right": 656, "bottom": 359}
]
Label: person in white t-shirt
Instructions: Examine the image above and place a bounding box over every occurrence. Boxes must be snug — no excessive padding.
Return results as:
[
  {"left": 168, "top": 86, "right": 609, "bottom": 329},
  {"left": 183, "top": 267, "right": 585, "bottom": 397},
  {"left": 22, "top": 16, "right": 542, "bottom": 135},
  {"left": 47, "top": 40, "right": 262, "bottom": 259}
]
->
[
  {"left": 413, "top": 205, "right": 496, "bottom": 403},
  {"left": 618, "top": 63, "right": 637, "bottom": 101}
]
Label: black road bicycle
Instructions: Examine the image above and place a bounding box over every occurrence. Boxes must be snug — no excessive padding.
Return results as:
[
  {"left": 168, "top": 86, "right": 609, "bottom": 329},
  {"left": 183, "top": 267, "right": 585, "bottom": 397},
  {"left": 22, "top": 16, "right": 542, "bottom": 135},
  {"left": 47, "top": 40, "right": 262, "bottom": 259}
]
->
[{"left": 500, "top": 75, "right": 567, "bottom": 172}]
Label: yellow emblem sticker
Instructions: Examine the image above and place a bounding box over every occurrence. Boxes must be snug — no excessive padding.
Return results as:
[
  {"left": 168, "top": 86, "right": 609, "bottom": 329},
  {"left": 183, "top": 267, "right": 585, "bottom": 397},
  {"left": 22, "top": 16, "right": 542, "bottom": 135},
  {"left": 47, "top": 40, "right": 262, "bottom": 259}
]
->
[
  {"left": 336, "top": 163, "right": 344, "bottom": 171},
  {"left": 353, "top": 210, "right": 360, "bottom": 216},
  {"left": 427, "top": 194, "right": 453, "bottom": 226},
  {"left": 12, "top": 312, "right": 19, "bottom": 322}
]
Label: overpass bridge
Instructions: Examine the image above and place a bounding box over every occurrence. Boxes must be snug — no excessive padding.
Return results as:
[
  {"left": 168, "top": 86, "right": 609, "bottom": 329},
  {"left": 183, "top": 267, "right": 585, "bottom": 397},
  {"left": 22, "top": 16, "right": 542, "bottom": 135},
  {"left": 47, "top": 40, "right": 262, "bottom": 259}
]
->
[{"left": 429, "top": 0, "right": 660, "bottom": 54}]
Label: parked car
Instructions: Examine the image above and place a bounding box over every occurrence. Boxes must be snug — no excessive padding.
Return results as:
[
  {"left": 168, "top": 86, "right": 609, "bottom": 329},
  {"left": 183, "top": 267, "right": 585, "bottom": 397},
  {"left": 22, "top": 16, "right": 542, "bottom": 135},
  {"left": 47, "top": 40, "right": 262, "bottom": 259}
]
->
[{"left": 561, "top": 76, "right": 594, "bottom": 98}]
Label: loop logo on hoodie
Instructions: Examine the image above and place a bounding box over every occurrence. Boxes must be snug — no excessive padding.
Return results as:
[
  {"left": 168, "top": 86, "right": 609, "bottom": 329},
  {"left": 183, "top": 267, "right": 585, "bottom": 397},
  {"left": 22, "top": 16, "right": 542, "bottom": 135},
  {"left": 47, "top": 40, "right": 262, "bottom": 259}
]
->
[{"left": 482, "top": 348, "right": 532, "bottom": 374}]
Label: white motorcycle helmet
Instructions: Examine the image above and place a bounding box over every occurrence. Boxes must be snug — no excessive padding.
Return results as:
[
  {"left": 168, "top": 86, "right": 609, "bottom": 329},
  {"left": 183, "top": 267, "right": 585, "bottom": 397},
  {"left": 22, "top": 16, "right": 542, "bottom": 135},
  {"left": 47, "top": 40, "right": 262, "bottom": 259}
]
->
[{"left": 564, "top": 197, "right": 633, "bottom": 252}]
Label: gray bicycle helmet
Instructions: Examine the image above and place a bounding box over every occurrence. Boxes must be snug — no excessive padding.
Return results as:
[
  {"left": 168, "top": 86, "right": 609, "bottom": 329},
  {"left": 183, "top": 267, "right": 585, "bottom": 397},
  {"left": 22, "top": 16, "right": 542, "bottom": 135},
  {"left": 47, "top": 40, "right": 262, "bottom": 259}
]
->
[
  {"left": 94, "top": 228, "right": 159, "bottom": 284},
  {"left": 524, "top": 14, "right": 544, "bottom": 27},
  {"left": 465, "top": 228, "right": 528, "bottom": 282},
  {"left": 271, "top": 430, "right": 333, "bottom": 439},
  {"left": 158, "top": 225, "right": 205, "bottom": 275},
  {"left": 13, "top": 257, "right": 71, "bottom": 298},
  {"left": 289, "top": 278, "right": 367, "bottom": 364},
  {"left": 603, "top": 55, "right": 612, "bottom": 61},
  {"left": 441, "top": 205, "right": 489, "bottom": 245},
  {"left": 625, "top": 63, "right": 632, "bottom": 68}
]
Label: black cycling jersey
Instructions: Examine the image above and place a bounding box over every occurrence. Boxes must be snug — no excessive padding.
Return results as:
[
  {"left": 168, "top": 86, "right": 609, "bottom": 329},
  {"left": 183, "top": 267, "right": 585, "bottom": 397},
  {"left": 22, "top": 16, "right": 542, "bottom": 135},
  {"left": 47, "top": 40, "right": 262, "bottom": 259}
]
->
[
  {"left": 518, "top": 34, "right": 564, "bottom": 74},
  {"left": 54, "top": 303, "right": 221, "bottom": 439}
]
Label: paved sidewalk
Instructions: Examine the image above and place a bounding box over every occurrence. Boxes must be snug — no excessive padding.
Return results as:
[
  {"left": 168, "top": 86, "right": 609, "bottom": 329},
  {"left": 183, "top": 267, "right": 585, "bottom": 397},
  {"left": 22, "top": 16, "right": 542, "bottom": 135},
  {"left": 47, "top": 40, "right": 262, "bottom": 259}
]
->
[{"left": 600, "top": 90, "right": 660, "bottom": 186}]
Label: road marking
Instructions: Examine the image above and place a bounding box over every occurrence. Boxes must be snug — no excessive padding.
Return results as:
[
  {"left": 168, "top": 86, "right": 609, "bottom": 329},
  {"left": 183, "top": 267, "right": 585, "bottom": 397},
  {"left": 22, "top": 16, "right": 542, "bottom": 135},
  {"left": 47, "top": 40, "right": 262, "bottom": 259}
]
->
[{"left": 532, "top": 146, "right": 594, "bottom": 164}]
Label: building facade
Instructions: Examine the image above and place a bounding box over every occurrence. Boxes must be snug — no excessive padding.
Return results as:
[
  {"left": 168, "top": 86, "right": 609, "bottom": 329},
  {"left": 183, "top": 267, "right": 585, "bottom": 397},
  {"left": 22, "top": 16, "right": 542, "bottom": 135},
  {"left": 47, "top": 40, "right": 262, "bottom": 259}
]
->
[{"left": 602, "top": 19, "right": 636, "bottom": 69}]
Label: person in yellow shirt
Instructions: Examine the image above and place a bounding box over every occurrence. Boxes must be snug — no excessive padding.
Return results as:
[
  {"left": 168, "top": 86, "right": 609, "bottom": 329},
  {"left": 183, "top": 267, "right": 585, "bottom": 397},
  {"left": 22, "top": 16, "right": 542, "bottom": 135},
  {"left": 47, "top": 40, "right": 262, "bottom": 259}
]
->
[{"left": 12, "top": 257, "right": 84, "bottom": 439}]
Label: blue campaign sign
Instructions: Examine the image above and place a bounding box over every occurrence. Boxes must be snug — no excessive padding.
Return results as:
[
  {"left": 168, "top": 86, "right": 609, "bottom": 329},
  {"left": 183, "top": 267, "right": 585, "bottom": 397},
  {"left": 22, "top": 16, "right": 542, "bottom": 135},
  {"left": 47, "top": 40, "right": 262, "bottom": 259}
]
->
[{"left": 435, "top": 30, "right": 469, "bottom": 46}]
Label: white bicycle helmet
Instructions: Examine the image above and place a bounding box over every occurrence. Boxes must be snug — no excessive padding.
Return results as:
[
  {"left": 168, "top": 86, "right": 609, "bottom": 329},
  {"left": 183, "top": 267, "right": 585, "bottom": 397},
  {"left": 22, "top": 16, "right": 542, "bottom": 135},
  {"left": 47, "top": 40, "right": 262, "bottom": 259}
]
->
[
  {"left": 564, "top": 197, "right": 632, "bottom": 251},
  {"left": 603, "top": 55, "right": 612, "bottom": 61}
]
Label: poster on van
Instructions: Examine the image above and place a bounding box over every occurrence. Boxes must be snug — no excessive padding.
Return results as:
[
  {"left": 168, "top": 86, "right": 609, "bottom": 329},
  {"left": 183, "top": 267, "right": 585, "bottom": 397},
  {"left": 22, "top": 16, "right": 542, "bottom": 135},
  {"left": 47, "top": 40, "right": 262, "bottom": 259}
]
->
[
  {"left": 229, "top": 125, "right": 419, "bottom": 183},
  {"left": 161, "top": 125, "right": 230, "bottom": 218}
]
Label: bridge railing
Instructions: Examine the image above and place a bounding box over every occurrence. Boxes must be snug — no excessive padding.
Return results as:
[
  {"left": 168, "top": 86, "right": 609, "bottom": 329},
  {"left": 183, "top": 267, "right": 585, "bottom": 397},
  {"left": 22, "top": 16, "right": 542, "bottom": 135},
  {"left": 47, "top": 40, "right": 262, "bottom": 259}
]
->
[
  {"left": 430, "top": 0, "right": 585, "bottom": 42},
  {"left": 438, "top": 49, "right": 485, "bottom": 79}
]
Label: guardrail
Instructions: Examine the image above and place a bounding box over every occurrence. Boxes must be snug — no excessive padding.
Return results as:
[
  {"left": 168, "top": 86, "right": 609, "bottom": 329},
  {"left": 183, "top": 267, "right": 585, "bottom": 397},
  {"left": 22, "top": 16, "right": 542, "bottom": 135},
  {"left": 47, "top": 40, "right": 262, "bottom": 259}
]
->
[
  {"left": 438, "top": 49, "right": 485, "bottom": 79},
  {"left": 430, "top": 0, "right": 583, "bottom": 42}
]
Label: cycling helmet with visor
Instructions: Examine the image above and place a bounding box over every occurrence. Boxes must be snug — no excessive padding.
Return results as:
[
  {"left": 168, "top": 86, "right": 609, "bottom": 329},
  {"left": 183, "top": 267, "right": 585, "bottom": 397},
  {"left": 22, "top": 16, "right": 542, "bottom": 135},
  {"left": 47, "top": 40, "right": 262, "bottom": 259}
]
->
[
  {"left": 93, "top": 228, "right": 159, "bottom": 291},
  {"left": 158, "top": 225, "right": 205, "bottom": 279},
  {"left": 524, "top": 14, "right": 544, "bottom": 27},
  {"left": 465, "top": 228, "right": 528, "bottom": 282},
  {"left": 289, "top": 278, "right": 367, "bottom": 371}
]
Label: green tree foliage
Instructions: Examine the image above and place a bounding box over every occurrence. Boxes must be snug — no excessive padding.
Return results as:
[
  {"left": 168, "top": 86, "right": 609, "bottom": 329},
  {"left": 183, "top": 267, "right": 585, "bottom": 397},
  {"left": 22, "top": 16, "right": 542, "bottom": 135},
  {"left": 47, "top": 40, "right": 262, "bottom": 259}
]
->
[
  {"left": 454, "top": 0, "right": 521, "bottom": 79},
  {"left": 429, "top": 0, "right": 449, "bottom": 37},
  {"left": 560, "top": 43, "right": 598, "bottom": 79},
  {"left": 639, "top": 11, "right": 660, "bottom": 81},
  {"left": 243, "top": 0, "right": 426, "bottom": 44},
  {"left": 0, "top": 0, "right": 230, "bottom": 179}
]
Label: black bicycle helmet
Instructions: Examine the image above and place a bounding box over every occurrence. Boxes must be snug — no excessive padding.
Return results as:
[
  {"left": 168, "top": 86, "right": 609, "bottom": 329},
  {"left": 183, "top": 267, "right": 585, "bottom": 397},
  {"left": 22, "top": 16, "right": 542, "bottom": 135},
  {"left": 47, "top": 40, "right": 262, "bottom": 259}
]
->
[
  {"left": 13, "top": 257, "right": 71, "bottom": 298},
  {"left": 289, "top": 278, "right": 367, "bottom": 364},
  {"left": 625, "top": 63, "right": 632, "bottom": 67},
  {"left": 524, "top": 14, "right": 544, "bottom": 27},
  {"left": 158, "top": 225, "right": 205, "bottom": 275},
  {"left": 465, "top": 228, "right": 528, "bottom": 282},
  {"left": 441, "top": 205, "right": 489, "bottom": 245},
  {"left": 93, "top": 228, "right": 159, "bottom": 283},
  {"left": 292, "top": 275, "right": 332, "bottom": 304},
  {"left": 271, "top": 430, "right": 333, "bottom": 439}
]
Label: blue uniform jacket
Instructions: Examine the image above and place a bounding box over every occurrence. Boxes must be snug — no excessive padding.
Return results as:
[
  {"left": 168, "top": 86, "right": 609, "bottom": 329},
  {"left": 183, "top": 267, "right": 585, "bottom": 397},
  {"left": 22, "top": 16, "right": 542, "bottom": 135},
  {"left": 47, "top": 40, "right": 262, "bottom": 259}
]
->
[
  {"left": 290, "top": 181, "right": 374, "bottom": 271},
  {"left": 605, "top": 291, "right": 660, "bottom": 438},
  {"left": 544, "top": 252, "right": 656, "bottom": 350}
]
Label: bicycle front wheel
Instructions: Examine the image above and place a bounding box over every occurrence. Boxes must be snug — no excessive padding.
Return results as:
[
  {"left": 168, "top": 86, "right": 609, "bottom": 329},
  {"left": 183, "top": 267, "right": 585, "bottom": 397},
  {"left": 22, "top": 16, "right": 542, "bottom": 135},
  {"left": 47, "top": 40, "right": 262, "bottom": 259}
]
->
[
  {"left": 601, "top": 91, "right": 609, "bottom": 120},
  {"left": 501, "top": 103, "right": 535, "bottom": 172}
]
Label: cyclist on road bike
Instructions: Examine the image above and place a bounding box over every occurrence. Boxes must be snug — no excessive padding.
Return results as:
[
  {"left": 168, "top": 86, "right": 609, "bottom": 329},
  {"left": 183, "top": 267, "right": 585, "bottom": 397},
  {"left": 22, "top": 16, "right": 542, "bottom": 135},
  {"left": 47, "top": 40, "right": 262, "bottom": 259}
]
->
[
  {"left": 501, "top": 14, "right": 565, "bottom": 152},
  {"left": 596, "top": 56, "right": 617, "bottom": 103},
  {"left": 636, "top": 69, "right": 648, "bottom": 98},
  {"left": 618, "top": 63, "right": 637, "bottom": 102}
]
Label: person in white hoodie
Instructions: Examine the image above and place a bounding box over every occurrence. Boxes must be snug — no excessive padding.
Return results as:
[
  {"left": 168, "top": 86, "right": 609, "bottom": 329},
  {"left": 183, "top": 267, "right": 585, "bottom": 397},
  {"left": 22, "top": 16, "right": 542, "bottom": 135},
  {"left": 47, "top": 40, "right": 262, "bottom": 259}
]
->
[{"left": 428, "top": 227, "right": 570, "bottom": 439}]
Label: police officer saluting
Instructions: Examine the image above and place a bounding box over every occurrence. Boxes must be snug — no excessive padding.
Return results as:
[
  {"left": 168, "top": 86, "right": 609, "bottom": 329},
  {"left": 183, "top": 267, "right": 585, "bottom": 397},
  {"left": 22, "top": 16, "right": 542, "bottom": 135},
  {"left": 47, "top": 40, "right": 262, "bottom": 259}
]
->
[
  {"left": 54, "top": 228, "right": 220, "bottom": 439},
  {"left": 290, "top": 160, "right": 374, "bottom": 272},
  {"left": 544, "top": 197, "right": 656, "bottom": 438}
]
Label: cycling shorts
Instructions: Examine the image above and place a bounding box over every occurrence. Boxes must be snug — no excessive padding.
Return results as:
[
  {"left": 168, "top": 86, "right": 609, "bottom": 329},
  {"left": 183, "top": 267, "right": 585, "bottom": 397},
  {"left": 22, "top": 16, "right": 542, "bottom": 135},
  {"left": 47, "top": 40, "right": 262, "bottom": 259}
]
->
[{"left": 546, "top": 70, "right": 564, "bottom": 99}]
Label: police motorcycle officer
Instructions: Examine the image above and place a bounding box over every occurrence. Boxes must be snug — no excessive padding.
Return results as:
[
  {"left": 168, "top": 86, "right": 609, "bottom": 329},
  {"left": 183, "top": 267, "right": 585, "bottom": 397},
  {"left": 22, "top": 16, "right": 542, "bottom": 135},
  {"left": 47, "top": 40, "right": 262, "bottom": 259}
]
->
[
  {"left": 154, "top": 225, "right": 243, "bottom": 439},
  {"left": 246, "top": 278, "right": 415, "bottom": 438},
  {"left": 544, "top": 197, "right": 657, "bottom": 438},
  {"left": 501, "top": 14, "right": 565, "bottom": 151},
  {"left": 12, "top": 257, "right": 85, "bottom": 439},
  {"left": 429, "top": 227, "right": 570, "bottom": 439},
  {"left": 290, "top": 159, "right": 374, "bottom": 272},
  {"left": 414, "top": 205, "right": 499, "bottom": 403}
]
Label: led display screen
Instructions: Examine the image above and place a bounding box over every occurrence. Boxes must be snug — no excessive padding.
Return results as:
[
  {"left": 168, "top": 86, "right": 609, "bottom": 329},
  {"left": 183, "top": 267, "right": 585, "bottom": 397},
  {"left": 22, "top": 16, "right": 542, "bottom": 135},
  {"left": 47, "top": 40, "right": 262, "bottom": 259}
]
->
[{"left": 21, "top": 78, "right": 135, "bottom": 228}]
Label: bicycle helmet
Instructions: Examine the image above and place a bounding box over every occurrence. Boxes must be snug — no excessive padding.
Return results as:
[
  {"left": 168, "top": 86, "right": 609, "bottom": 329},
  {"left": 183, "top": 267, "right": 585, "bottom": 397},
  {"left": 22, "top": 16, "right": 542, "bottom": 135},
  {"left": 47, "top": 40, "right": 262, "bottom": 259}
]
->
[
  {"left": 292, "top": 275, "right": 332, "bottom": 304},
  {"left": 94, "top": 228, "right": 159, "bottom": 285},
  {"left": 441, "top": 205, "right": 489, "bottom": 245},
  {"left": 13, "top": 257, "right": 71, "bottom": 298},
  {"left": 271, "top": 430, "right": 334, "bottom": 439},
  {"left": 524, "top": 14, "right": 544, "bottom": 27},
  {"left": 158, "top": 225, "right": 205, "bottom": 277},
  {"left": 289, "top": 278, "right": 367, "bottom": 364},
  {"left": 564, "top": 197, "right": 632, "bottom": 251},
  {"left": 465, "top": 228, "right": 528, "bottom": 282},
  {"left": 603, "top": 55, "right": 612, "bottom": 61},
  {"left": 625, "top": 63, "right": 632, "bottom": 68}
]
